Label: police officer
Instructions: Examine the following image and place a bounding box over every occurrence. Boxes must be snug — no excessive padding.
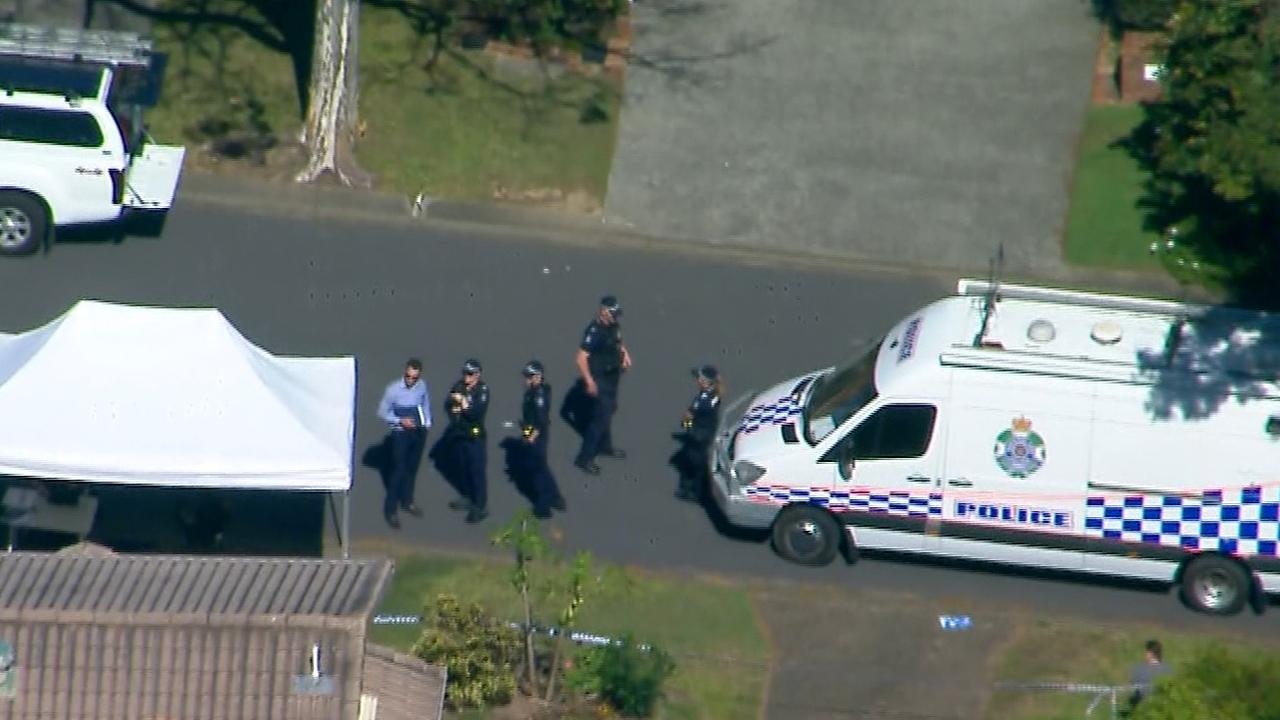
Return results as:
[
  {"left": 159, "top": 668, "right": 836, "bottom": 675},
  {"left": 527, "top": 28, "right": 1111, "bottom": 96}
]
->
[
  {"left": 675, "top": 365, "right": 722, "bottom": 501},
  {"left": 521, "top": 360, "right": 565, "bottom": 518},
  {"left": 574, "top": 295, "right": 632, "bottom": 475},
  {"left": 445, "top": 359, "right": 490, "bottom": 523}
]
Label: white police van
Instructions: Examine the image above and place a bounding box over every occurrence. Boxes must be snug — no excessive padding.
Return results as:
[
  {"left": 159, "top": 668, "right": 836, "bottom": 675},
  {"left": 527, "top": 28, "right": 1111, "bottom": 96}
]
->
[
  {"left": 0, "top": 25, "right": 185, "bottom": 255},
  {"left": 711, "top": 279, "right": 1280, "bottom": 615}
]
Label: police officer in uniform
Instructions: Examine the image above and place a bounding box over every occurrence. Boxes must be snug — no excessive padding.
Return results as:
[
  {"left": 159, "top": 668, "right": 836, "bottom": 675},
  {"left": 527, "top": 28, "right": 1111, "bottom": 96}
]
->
[
  {"left": 446, "top": 359, "right": 490, "bottom": 523},
  {"left": 675, "top": 365, "right": 722, "bottom": 501},
  {"left": 521, "top": 360, "right": 566, "bottom": 518},
  {"left": 574, "top": 295, "right": 632, "bottom": 475}
]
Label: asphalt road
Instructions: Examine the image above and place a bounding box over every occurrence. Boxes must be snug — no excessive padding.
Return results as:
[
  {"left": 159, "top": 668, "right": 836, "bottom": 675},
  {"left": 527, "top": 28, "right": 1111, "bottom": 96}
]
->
[{"left": 1, "top": 196, "right": 1276, "bottom": 635}]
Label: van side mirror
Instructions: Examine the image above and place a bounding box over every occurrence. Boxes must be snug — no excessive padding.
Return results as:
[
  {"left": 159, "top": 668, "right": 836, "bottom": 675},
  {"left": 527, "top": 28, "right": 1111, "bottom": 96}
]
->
[{"left": 1267, "top": 416, "right": 1280, "bottom": 437}]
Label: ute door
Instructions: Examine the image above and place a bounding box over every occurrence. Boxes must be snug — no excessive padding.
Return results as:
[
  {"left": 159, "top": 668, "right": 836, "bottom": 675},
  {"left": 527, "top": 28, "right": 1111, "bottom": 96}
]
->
[
  {"left": 0, "top": 105, "right": 116, "bottom": 222},
  {"left": 124, "top": 141, "right": 186, "bottom": 210},
  {"left": 821, "top": 401, "right": 942, "bottom": 552}
]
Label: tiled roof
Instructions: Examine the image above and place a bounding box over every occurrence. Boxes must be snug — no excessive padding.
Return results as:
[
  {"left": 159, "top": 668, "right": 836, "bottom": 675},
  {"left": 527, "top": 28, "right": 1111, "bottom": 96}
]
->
[
  {"left": 0, "top": 553, "right": 392, "bottom": 624},
  {"left": 361, "top": 644, "right": 447, "bottom": 720},
  {"left": 0, "top": 552, "right": 399, "bottom": 720}
]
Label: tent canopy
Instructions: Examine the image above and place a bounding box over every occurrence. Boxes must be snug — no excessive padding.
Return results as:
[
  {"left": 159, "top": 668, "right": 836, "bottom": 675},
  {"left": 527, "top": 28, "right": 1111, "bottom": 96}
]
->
[{"left": 0, "top": 301, "right": 355, "bottom": 491}]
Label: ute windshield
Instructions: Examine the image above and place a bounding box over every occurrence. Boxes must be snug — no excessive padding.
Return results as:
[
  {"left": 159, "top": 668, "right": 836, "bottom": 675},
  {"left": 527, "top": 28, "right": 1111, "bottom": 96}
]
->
[{"left": 804, "top": 340, "right": 881, "bottom": 444}]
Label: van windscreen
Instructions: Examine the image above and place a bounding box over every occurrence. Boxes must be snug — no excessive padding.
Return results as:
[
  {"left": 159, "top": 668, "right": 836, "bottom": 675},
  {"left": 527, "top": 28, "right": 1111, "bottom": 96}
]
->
[{"left": 805, "top": 340, "right": 881, "bottom": 444}]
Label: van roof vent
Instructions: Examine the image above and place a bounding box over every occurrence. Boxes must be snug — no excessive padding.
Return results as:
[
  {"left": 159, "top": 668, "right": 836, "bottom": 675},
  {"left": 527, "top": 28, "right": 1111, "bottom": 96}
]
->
[
  {"left": 1090, "top": 320, "right": 1124, "bottom": 345},
  {"left": 1027, "top": 319, "right": 1056, "bottom": 343}
]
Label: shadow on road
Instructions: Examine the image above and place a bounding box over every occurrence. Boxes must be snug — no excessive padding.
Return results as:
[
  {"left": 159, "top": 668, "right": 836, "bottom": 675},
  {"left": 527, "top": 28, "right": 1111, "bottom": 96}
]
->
[
  {"left": 427, "top": 433, "right": 469, "bottom": 502},
  {"left": 25, "top": 213, "right": 172, "bottom": 255},
  {"left": 558, "top": 378, "right": 592, "bottom": 441},
  {"left": 498, "top": 436, "right": 538, "bottom": 509}
]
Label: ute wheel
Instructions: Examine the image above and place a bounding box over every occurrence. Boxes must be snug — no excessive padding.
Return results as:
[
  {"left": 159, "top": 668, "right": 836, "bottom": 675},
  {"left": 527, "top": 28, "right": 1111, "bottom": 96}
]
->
[
  {"left": 0, "top": 192, "right": 46, "bottom": 256},
  {"left": 1181, "top": 554, "right": 1250, "bottom": 616},
  {"left": 771, "top": 505, "right": 841, "bottom": 567}
]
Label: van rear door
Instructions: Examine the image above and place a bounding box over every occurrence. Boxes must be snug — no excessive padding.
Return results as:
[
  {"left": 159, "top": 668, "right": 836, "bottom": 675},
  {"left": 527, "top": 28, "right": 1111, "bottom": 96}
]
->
[{"left": 123, "top": 142, "right": 185, "bottom": 210}]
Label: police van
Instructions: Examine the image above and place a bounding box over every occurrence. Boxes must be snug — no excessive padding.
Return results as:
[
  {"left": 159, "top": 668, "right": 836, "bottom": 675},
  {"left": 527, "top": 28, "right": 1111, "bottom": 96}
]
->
[{"left": 711, "top": 279, "right": 1280, "bottom": 615}]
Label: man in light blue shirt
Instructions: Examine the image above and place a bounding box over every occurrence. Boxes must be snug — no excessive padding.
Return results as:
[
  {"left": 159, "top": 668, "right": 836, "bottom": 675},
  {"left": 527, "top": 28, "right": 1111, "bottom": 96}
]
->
[{"left": 377, "top": 358, "right": 432, "bottom": 528}]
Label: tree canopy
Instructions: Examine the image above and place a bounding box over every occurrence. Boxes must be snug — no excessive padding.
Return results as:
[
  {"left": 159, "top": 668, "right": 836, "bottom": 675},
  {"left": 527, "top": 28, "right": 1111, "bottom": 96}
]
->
[{"left": 1127, "top": 0, "right": 1280, "bottom": 303}]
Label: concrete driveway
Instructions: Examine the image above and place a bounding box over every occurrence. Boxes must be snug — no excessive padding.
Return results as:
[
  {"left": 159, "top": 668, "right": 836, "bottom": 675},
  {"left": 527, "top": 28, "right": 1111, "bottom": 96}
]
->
[{"left": 606, "top": 0, "right": 1099, "bottom": 275}]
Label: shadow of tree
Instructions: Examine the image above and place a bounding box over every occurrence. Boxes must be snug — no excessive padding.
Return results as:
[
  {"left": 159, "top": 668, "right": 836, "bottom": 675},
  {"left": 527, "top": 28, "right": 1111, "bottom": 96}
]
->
[
  {"left": 101, "top": 0, "right": 317, "bottom": 115},
  {"left": 621, "top": 32, "right": 781, "bottom": 91},
  {"left": 1135, "top": 305, "right": 1280, "bottom": 421},
  {"left": 1106, "top": 94, "right": 1280, "bottom": 423}
]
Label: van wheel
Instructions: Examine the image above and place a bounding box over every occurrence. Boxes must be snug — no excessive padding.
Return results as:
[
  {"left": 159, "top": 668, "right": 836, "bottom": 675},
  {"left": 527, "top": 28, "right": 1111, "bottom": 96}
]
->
[
  {"left": 772, "top": 505, "right": 841, "bottom": 567},
  {"left": 1181, "top": 555, "right": 1249, "bottom": 615},
  {"left": 0, "top": 192, "right": 46, "bottom": 256}
]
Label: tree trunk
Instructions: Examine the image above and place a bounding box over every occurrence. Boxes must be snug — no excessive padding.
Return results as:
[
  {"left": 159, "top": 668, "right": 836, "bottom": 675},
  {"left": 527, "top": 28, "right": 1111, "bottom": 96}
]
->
[
  {"left": 544, "top": 633, "right": 565, "bottom": 702},
  {"left": 297, "top": 0, "right": 371, "bottom": 186},
  {"left": 522, "top": 585, "right": 540, "bottom": 697}
]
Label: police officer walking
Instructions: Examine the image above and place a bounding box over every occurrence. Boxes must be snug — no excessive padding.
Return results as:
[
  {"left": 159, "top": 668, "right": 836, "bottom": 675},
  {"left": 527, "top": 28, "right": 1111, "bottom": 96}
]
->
[
  {"left": 521, "top": 360, "right": 566, "bottom": 518},
  {"left": 675, "top": 365, "right": 722, "bottom": 501},
  {"left": 376, "top": 358, "right": 432, "bottom": 529},
  {"left": 574, "top": 295, "right": 632, "bottom": 475},
  {"left": 445, "top": 359, "right": 490, "bottom": 523}
]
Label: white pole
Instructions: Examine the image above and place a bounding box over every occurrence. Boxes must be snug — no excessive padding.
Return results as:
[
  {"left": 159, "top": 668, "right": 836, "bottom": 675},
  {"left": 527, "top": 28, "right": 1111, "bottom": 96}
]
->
[{"left": 342, "top": 490, "right": 351, "bottom": 560}]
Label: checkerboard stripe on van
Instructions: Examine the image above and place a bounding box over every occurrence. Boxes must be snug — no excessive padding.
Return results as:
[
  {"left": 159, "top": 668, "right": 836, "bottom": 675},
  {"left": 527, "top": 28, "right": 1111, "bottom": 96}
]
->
[
  {"left": 1084, "top": 485, "right": 1280, "bottom": 557},
  {"left": 736, "top": 395, "right": 803, "bottom": 435},
  {"left": 744, "top": 485, "right": 943, "bottom": 517}
]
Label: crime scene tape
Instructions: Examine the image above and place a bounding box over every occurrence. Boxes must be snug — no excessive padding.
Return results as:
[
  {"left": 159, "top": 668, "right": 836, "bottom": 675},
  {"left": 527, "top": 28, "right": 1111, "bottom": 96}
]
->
[{"left": 371, "top": 614, "right": 652, "bottom": 651}]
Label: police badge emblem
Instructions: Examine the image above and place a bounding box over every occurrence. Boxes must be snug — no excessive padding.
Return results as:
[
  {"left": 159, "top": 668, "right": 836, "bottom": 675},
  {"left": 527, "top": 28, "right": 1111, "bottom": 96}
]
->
[{"left": 994, "top": 416, "right": 1046, "bottom": 478}]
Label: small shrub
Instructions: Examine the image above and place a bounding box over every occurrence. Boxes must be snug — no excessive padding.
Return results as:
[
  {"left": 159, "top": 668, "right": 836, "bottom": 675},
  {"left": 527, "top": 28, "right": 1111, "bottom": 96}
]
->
[
  {"left": 411, "top": 594, "right": 523, "bottom": 709},
  {"left": 1128, "top": 644, "right": 1280, "bottom": 720},
  {"left": 565, "top": 635, "right": 675, "bottom": 717}
]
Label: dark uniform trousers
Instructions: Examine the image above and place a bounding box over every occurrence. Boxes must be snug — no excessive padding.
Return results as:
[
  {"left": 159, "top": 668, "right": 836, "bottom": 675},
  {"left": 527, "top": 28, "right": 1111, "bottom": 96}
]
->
[
  {"left": 458, "top": 435, "right": 487, "bottom": 510},
  {"left": 678, "top": 430, "right": 713, "bottom": 497},
  {"left": 578, "top": 376, "right": 619, "bottom": 463},
  {"left": 386, "top": 428, "right": 426, "bottom": 516},
  {"left": 528, "top": 431, "right": 560, "bottom": 512}
]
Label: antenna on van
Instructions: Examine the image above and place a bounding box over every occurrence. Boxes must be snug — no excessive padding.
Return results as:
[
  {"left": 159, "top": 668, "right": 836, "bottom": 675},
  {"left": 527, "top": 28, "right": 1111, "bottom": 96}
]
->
[{"left": 973, "top": 243, "right": 1005, "bottom": 348}]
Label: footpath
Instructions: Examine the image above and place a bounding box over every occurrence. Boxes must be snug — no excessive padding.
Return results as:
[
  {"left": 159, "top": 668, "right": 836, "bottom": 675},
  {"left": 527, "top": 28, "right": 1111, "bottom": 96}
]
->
[{"left": 181, "top": 170, "right": 1214, "bottom": 304}]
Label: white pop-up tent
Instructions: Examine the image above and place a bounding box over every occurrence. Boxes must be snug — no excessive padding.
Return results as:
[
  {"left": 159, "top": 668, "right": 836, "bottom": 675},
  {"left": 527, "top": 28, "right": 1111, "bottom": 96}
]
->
[{"left": 0, "top": 300, "right": 357, "bottom": 554}]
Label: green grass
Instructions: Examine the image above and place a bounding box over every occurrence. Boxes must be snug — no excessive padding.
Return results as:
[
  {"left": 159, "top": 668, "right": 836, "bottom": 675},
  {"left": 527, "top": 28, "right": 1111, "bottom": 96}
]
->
[
  {"left": 1062, "top": 105, "right": 1165, "bottom": 270},
  {"left": 368, "top": 549, "right": 769, "bottom": 720},
  {"left": 146, "top": 5, "right": 304, "bottom": 146},
  {"left": 985, "top": 617, "right": 1280, "bottom": 720},
  {"left": 357, "top": 6, "right": 623, "bottom": 204},
  {"left": 145, "top": 2, "right": 622, "bottom": 204}
]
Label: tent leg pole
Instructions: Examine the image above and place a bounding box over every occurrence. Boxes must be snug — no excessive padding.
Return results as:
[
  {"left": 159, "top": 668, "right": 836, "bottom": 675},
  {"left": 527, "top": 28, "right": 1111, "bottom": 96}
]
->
[{"left": 342, "top": 490, "right": 351, "bottom": 560}]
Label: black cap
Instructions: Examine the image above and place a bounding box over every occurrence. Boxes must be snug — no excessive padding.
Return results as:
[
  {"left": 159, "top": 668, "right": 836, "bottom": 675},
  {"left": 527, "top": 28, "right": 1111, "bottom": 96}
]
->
[
  {"left": 692, "top": 365, "right": 719, "bottom": 382},
  {"left": 522, "top": 360, "right": 544, "bottom": 377},
  {"left": 600, "top": 295, "right": 622, "bottom": 318},
  {"left": 462, "top": 358, "right": 482, "bottom": 374}
]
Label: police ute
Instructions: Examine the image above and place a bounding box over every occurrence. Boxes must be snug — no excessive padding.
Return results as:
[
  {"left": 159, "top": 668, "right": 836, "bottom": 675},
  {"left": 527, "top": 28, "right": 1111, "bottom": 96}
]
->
[
  {"left": 0, "top": 25, "right": 185, "bottom": 255},
  {"left": 711, "top": 279, "right": 1280, "bottom": 615}
]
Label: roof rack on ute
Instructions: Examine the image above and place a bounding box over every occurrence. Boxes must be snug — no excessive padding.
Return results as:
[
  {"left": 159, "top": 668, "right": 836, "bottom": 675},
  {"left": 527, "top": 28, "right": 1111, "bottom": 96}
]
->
[{"left": 0, "top": 23, "right": 153, "bottom": 68}]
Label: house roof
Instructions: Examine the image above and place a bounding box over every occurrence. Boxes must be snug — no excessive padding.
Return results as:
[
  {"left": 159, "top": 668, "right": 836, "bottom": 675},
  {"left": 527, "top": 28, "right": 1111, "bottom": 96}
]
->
[
  {"left": 0, "top": 551, "right": 401, "bottom": 720},
  {"left": 0, "top": 552, "right": 393, "bottom": 627}
]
